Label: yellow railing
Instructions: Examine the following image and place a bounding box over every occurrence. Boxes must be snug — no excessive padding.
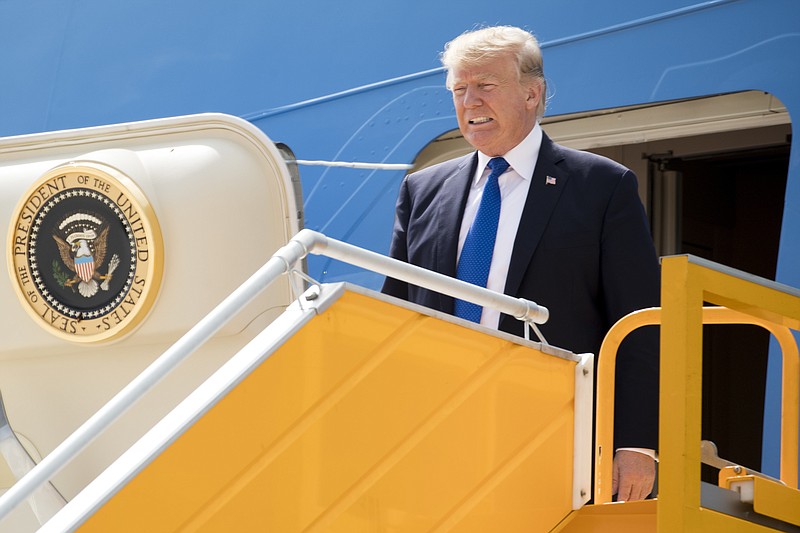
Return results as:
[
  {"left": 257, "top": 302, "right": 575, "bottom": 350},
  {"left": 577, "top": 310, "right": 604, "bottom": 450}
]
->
[{"left": 593, "top": 255, "right": 800, "bottom": 530}]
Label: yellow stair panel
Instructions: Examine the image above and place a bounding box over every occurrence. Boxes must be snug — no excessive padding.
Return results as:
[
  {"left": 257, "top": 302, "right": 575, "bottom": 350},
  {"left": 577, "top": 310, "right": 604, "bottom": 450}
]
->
[
  {"left": 553, "top": 500, "right": 657, "bottom": 533},
  {"left": 78, "top": 289, "right": 583, "bottom": 532}
]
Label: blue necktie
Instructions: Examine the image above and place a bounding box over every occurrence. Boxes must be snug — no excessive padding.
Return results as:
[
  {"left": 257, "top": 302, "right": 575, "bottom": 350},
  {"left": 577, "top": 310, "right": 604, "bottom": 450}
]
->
[{"left": 455, "top": 157, "right": 510, "bottom": 322}]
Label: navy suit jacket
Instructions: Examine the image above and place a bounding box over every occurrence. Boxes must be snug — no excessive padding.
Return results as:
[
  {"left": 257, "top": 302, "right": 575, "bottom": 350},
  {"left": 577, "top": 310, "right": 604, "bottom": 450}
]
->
[{"left": 382, "top": 133, "right": 660, "bottom": 450}]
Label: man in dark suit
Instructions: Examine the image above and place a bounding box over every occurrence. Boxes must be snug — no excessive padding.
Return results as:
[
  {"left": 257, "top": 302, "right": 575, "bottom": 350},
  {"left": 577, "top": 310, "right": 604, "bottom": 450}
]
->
[{"left": 382, "top": 25, "right": 660, "bottom": 501}]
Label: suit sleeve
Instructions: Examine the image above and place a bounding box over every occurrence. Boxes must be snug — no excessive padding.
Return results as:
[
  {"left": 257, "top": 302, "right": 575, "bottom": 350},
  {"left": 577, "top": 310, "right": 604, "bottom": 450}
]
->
[
  {"left": 381, "top": 175, "right": 411, "bottom": 300},
  {"left": 601, "top": 169, "right": 661, "bottom": 450}
]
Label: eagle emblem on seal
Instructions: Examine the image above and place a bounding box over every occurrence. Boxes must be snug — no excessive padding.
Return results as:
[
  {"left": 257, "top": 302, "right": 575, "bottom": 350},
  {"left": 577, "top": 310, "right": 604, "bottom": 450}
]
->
[{"left": 52, "top": 213, "right": 120, "bottom": 298}]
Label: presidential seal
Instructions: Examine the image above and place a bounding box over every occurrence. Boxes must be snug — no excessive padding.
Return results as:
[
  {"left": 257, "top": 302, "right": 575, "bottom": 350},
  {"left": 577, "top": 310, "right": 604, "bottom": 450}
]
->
[{"left": 8, "top": 163, "right": 163, "bottom": 342}]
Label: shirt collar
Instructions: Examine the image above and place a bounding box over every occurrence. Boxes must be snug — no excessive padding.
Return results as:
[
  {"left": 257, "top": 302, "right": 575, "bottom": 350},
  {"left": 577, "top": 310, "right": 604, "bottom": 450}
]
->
[{"left": 475, "top": 122, "right": 543, "bottom": 183}]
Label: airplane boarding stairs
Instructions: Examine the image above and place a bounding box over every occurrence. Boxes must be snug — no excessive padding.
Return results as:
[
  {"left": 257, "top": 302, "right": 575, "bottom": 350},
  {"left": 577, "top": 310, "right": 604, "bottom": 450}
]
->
[{"left": 0, "top": 230, "right": 798, "bottom": 531}]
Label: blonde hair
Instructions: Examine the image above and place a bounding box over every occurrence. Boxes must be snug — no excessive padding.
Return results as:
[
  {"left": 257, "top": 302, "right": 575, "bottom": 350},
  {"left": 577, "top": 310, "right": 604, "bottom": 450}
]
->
[{"left": 441, "top": 26, "right": 546, "bottom": 117}]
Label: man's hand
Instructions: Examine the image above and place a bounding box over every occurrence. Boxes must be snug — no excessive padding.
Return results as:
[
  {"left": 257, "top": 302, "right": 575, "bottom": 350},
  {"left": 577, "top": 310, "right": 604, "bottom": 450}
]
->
[{"left": 612, "top": 450, "right": 655, "bottom": 501}]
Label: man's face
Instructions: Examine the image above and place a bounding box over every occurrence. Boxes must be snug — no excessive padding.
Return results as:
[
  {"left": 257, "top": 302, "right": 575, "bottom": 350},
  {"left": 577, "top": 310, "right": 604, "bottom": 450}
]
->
[{"left": 450, "top": 53, "right": 542, "bottom": 156}]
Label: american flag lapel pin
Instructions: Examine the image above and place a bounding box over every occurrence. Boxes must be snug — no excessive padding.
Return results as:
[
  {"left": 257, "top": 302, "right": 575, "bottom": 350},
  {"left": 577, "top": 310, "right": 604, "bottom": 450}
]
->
[{"left": 545, "top": 175, "right": 557, "bottom": 185}]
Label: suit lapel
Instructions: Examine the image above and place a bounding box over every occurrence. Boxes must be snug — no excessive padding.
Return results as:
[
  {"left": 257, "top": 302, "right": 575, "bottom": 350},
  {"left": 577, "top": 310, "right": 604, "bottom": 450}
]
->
[
  {"left": 435, "top": 153, "right": 477, "bottom": 276},
  {"left": 504, "top": 135, "right": 569, "bottom": 297},
  {"left": 435, "top": 153, "right": 478, "bottom": 311}
]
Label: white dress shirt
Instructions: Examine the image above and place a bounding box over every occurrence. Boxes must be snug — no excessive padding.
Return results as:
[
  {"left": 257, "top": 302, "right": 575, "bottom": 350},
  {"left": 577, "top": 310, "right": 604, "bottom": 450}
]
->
[{"left": 457, "top": 122, "right": 543, "bottom": 329}]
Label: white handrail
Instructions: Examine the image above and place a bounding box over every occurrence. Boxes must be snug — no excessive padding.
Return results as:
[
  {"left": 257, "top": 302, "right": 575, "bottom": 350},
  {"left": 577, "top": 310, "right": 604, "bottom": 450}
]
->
[
  {"left": 0, "top": 229, "right": 548, "bottom": 522},
  {"left": 300, "top": 230, "right": 548, "bottom": 325},
  {"left": 292, "top": 159, "right": 414, "bottom": 170}
]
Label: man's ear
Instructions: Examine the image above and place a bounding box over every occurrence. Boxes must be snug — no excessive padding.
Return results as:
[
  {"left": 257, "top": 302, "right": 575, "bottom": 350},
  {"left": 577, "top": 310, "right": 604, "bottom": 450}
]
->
[{"left": 526, "top": 80, "right": 543, "bottom": 109}]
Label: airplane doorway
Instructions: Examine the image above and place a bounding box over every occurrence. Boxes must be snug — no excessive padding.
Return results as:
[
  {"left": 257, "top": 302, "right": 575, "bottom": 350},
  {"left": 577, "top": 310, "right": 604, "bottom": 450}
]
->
[{"left": 651, "top": 144, "right": 789, "bottom": 477}]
